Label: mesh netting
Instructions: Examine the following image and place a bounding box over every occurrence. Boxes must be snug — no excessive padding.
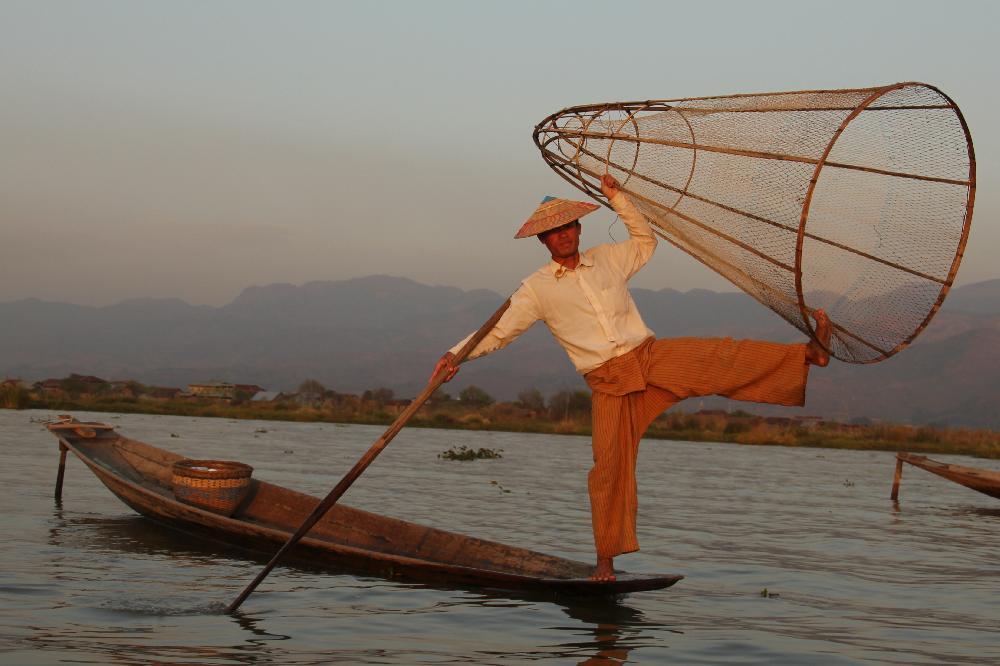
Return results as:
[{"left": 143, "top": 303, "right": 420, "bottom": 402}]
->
[{"left": 533, "top": 83, "right": 976, "bottom": 363}]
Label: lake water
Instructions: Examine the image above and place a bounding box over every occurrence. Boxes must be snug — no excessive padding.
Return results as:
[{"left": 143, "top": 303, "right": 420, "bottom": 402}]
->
[{"left": 1, "top": 409, "right": 997, "bottom": 664}]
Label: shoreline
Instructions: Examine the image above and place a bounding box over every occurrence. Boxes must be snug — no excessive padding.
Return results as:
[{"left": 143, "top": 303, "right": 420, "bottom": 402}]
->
[{"left": 10, "top": 397, "right": 999, "bottom": 461}]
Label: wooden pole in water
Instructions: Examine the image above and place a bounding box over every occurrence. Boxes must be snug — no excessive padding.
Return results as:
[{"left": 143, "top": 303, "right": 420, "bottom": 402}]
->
[
  {"left": 226, "top": 298, "right": 512, "bottom": 613},
  {"left": 55, "top": 443, "right": 68, "bottom": 502},
  {"left": 890, "top": 457, "right": 904, "bottom": 500}
]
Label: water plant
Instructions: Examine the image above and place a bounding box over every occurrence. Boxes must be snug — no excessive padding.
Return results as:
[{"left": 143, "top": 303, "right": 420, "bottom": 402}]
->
[{"left": 438, "top": 445, "right": 503, "bottom": 461}]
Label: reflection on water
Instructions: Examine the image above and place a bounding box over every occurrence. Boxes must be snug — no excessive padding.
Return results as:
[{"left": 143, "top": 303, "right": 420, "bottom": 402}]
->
[
  {"left": 553, "top": 599, "right": 669, "bottom": 665},
  {"left": 45, "top": 507, "right": 666, "bottom": 663},
  {"left": 49, "top": 512, "right": 268, "bottom": 568},
  {"left": 3, "top": 409, "right": 999, "bottom": 663},
  {"left": 230, "top": 610, "right": 292, "bottom": 642}
]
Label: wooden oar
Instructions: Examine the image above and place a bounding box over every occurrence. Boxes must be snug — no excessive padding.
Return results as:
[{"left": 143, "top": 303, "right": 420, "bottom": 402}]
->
[{"left": 226, "top": 297, "right": 511, "bottom": 612}]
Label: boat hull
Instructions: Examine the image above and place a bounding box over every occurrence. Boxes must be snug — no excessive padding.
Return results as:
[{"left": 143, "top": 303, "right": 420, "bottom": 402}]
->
[
  {"left": 896, "top": 452, "right": 1000, "bottom": 501},
  {"left": 50, "top": 421, "right": 682, "bottom": 596}
]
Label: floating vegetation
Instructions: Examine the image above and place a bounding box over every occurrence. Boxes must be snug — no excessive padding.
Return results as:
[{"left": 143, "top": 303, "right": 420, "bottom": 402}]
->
[{"left": 438, "top": 445, "right": 503, "bottom": 461}]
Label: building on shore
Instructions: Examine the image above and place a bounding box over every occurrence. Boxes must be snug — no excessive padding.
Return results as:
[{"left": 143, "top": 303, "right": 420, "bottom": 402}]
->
[
  {"left": 185, "top": 382, "right": 266, "bottom": 401},
  {"left": 186, "top": 382, "right": 236, "bottom": 401}
]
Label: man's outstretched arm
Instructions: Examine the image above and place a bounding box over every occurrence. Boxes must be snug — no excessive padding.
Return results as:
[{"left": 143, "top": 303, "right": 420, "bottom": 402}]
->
[{"left": 429, "top": 284, "right": 542, "bottom": 383}]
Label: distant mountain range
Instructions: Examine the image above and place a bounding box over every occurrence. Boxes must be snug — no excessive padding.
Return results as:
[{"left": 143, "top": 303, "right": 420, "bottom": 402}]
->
[{"left": 2, "top": 276, "right": 997, "bottom": 428}]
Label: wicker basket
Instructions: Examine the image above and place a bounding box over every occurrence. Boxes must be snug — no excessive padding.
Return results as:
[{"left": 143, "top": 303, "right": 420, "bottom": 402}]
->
[{"left": 171, "top": 459, "right": 253, "bottom": 516}]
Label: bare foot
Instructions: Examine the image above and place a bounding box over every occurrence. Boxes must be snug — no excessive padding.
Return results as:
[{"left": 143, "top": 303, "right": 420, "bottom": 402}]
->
[
  {"left": 806, "top": 308, "right": 831, "bottom": 367},
  {"left": 590, "top": 556, "right": 616, "bottom": 582}
]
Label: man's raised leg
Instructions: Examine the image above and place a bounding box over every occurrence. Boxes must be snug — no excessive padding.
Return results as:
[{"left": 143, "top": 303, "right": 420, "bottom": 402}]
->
[{"left": 806, "top": 309, "right": 832, "bottom": 367}]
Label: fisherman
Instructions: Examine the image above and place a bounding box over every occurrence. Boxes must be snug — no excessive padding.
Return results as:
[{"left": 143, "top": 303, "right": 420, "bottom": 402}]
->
[{"left": 431, "top": 174, "right": 831, "bottom": 581}]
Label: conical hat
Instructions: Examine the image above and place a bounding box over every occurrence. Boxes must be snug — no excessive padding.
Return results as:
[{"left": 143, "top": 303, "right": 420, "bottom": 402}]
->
[{"left": 514, "top": 195, "right": 600, "bottom": 239}]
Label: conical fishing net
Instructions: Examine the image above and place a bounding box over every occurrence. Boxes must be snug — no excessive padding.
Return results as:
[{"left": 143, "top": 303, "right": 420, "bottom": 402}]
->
[{"left": 534, "top": 82, "right": 975, "bottom": 363}]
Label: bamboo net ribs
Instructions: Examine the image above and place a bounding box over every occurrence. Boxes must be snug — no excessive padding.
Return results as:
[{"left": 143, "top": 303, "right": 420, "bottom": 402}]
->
[{"left": 533, "top": 83, "right": 975, "bottom": 363}]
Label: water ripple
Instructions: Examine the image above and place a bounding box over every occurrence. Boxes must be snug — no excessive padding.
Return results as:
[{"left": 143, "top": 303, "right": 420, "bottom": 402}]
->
[{"left": 2, "top": 409, "right": 998, "bottom": 664}]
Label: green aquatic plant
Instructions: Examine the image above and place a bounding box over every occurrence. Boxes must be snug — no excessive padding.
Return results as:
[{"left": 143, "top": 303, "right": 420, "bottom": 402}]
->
[{"left": 438, "top": 445, "right": 503, "bottom": 461}]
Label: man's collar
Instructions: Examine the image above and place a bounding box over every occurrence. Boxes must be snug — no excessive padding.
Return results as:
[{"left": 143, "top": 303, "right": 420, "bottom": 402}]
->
[{"left": 549, "top": 250, "right": 593, "bottom": 278}]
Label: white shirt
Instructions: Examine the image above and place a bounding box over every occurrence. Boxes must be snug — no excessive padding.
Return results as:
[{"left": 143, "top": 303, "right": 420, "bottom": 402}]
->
[{"left": 450, "top": 192, "right": 658, "bottom": 374}]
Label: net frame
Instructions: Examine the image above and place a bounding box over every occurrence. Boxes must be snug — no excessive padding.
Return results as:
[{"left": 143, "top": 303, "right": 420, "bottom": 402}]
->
[{"left": 533, "top": 82, "right": 976, "bottom": 364}]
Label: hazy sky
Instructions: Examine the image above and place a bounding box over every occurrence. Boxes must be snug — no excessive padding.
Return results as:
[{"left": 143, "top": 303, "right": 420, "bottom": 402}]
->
[{"left": 1, "top": 0, "right": 997, "bottom": 306}]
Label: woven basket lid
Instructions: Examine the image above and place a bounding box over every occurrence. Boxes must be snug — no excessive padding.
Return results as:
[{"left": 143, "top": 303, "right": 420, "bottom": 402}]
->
[{"left": 514, "top": 196, "right": 600, "bottom": 238}]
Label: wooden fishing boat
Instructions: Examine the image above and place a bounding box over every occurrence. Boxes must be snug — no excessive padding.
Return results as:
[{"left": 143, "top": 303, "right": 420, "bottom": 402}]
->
[
  {"left": 891, "top": 452, "right": 1000, "bottom": 501},
  {"left": 48, "top": 418, "right": 682, "bottom": 596}
]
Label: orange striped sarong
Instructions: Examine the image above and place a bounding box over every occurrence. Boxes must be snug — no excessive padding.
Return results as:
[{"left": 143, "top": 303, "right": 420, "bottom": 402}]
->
[{"left": 584, "top": 336, "right": 809, "bottom": 558}]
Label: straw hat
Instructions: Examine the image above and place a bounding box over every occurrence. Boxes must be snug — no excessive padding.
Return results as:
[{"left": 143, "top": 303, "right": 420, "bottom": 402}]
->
[{"left": 514, "top": 196, "right": 600, "bottom": 239}]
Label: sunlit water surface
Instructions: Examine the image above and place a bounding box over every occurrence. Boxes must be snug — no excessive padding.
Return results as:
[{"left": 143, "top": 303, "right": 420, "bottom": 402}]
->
[{"left": 1, "top": 409, "right": 997, "bottom": 664}]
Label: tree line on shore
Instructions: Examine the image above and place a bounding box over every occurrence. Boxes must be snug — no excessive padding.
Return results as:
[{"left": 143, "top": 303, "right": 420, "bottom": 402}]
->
[{"left": 3, "top": 373, "right": 998, "bottom": 459}]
